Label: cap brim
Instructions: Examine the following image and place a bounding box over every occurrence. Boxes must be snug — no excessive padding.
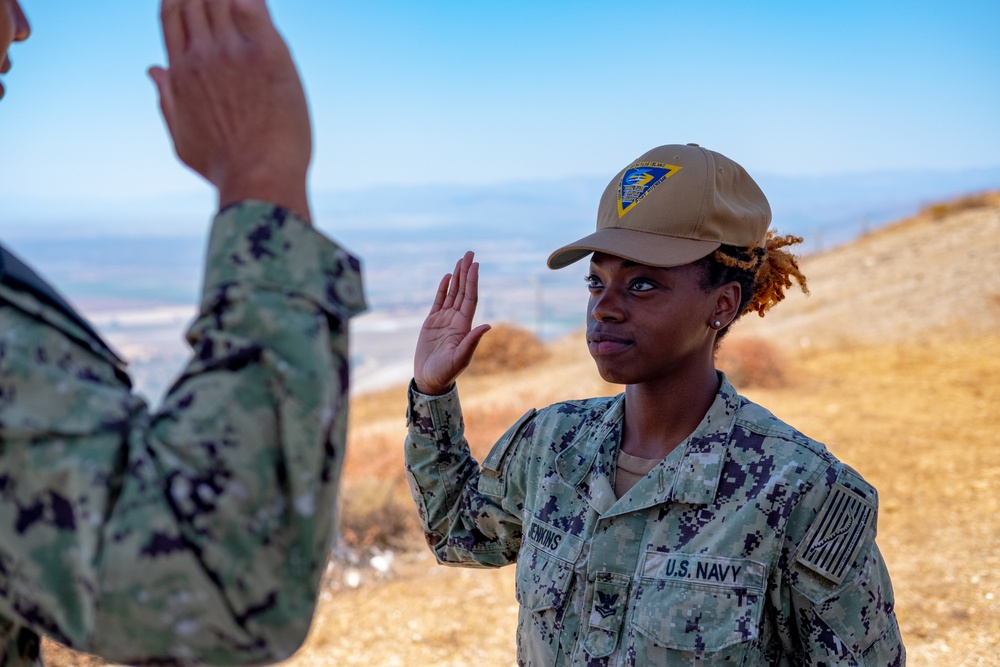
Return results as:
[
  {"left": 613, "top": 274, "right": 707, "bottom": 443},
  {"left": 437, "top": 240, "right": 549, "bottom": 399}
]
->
[{"left": 546, "top": 228, "right": 721, "bottom": 270}]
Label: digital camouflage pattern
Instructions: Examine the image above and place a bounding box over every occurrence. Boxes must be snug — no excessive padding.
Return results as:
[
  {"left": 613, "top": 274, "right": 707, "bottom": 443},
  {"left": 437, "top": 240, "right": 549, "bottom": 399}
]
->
[
  {"left": 0, "top": 201, "right": 365, "bottom": 666},
  {"left": 405, "top": 375, "right": 905, "bottom": 666}
]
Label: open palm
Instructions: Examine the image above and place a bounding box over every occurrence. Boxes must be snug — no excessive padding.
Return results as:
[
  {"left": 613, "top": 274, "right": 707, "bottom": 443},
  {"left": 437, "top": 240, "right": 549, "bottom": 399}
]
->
[{"left": 413, "top": 251, "right": 491, "bottom": 395}]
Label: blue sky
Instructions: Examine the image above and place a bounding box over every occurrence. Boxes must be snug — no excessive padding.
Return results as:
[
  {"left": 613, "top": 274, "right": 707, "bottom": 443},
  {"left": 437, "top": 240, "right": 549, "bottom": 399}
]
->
[{"left": 1, "top": 0, "right": 998, "bottom": 236}]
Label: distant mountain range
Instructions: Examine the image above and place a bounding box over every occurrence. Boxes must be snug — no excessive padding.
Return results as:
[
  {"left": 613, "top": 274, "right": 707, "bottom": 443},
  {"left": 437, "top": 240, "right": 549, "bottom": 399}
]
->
[
  {"left": 317, "top": 166, "right": 1000, "bottom": 256},
  {"left": 5, "top": 166, "right": 998, "bottom": 246}
]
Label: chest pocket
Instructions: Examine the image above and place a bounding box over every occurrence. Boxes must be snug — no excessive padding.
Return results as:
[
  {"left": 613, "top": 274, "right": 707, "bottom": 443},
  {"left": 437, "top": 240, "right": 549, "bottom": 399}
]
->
[
  {"left": 629, "top": 551, "right": 766, "bottom": 664},
  {"left": 515, "top": 517, "right": 584, "bottom": 612}
]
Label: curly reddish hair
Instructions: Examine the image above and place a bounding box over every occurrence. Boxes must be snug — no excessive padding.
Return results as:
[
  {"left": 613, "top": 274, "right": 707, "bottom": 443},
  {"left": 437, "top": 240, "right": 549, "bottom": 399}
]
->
[{"left": 695, "top": 231, "right": 809, "bottom": 343}]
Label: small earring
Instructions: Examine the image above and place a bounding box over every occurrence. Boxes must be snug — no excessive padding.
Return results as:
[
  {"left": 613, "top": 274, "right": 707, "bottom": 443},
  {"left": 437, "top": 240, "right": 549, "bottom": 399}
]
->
[{"left": 713, "top": 321, "right": 722, "bottom": 329}]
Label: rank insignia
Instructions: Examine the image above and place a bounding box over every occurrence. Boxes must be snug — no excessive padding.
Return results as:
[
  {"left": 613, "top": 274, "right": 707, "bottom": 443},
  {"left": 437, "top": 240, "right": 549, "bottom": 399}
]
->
[
  {"left": 594, "top": 591, "right": 619, "bottom": 619},
  {"left": 617, "top": 161, "right": 682, "bottom": 218}
]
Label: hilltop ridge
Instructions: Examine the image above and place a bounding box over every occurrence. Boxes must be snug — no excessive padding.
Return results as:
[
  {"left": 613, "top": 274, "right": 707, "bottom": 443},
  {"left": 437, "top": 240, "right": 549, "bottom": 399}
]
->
[{"left": 736, "top": 190, "right": 1000, "bottom": 350}]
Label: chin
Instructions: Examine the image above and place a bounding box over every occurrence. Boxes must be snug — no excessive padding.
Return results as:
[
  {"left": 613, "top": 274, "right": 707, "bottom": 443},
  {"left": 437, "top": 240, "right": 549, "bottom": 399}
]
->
[{"left": 591, "top": 359, "right": 635, "bottom": 387}]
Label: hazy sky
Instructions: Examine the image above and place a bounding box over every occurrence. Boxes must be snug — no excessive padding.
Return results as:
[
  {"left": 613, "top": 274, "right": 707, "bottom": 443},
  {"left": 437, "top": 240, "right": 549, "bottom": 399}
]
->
[{"left": 1, "top": 1, "right": 998, "bottom": 233}]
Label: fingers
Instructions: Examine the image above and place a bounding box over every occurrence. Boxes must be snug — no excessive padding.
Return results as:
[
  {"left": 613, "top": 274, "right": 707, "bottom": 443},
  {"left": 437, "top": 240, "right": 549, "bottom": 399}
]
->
[
  {"left": 232, "top": 0, "right": 277, "bottom": 40},
  {"left": 440, "top": 254, "right": 466, "bottom": 311},
  {"left": 205, "top": 0, "right": 236, "bottom": 40},
  {"left": 428, "top": 272, "right": 451, "bottom": 315},
  {"left": 454, "top": 324, "right": 492, "bottom": 371},
  {"left": 163, "top": 0, "right": 246, "bottom": 58},
  {"left": 459, "top": 258, "right": 481, "bottom": 320},
  {"left": 439, "top": 251, "right": 479, "bottom": 315},
  {"left": 160, "top": 0, "right": 185, "bottom": 64},
  {"left": 181, "top": 0, "right": 212, "bottom": 52}
]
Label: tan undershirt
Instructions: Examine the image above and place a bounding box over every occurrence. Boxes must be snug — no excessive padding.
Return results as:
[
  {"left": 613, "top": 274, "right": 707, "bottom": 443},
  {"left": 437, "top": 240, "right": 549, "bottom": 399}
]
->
[{"left": 614, "top": 449, "right": 662, "bottom": 498}]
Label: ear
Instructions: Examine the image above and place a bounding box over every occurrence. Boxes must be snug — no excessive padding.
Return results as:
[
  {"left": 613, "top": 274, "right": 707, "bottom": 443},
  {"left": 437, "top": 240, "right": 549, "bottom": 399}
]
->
[{"left": 711, "top": 281, "right": 742, "bottom": 329}]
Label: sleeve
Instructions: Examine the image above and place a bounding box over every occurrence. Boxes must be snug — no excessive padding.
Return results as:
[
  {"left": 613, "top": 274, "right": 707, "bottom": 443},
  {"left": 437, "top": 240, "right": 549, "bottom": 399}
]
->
[
  {"left": 771, "top": 464, "right": 905, "bottom": 666},
  {"left": 403, "top": 381, "right": 535, "bottom": 569},
  {"left": 0, "top": 201, "right": 366, "bottom": 666}
]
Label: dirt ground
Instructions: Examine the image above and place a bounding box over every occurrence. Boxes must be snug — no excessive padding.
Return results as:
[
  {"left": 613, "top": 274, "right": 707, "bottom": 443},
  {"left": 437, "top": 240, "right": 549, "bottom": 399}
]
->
[{"left": 43, "top": 194, "right": 1000, "bottom": 664}]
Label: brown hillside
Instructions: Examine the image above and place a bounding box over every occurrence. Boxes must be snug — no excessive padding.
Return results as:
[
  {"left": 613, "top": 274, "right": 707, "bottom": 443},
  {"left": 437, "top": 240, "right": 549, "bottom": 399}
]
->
[{"left": 737, "top": 190, "right": 1000, "bottom": 348}]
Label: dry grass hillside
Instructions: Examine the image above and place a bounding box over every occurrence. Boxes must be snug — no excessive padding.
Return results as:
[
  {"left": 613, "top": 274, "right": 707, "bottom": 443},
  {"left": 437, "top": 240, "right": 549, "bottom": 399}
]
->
[
  {"left": 44, "top": 192, "right": 1000, "bottom": 666},
  {"left": 738, "top": 190, "right": 1000, "bottom": 349}
]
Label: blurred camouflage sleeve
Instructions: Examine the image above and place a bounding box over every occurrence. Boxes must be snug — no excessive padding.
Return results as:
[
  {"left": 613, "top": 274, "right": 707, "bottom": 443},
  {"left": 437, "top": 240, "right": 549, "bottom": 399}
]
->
[
  {"left": 0, "top": 201, "right": 365, "bottom": 665},
  {"left": 404, "top": 383, "right": 533, "bottom": 568},
  {"left": 772, "top": 465, "right": 905, "bottom": 665}
]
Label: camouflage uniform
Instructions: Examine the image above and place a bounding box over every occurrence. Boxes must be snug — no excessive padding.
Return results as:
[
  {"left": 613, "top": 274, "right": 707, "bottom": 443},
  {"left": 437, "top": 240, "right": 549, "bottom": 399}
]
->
[
  {"left": 0, "top": 201, "right": 365, "bottom": 666},
  {"left": 405, "top": 375, "right": 905, "bottom": 666}
]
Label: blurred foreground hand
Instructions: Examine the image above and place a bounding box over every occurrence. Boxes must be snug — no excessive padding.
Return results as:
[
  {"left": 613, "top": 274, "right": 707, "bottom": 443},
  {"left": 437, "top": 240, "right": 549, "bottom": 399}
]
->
[{"left": 148, "top": 0, "right": 312, "bottom": 221}]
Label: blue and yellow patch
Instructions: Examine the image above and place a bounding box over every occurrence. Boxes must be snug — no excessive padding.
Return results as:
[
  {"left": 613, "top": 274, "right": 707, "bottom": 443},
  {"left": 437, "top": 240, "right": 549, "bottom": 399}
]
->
[{"left": 617, "top": 161, "right": 682, "bottom": 218}]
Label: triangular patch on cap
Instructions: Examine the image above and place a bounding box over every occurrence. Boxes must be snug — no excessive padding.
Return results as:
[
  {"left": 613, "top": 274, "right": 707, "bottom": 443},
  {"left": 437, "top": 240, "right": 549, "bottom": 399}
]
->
[{"left": 617, "top": 161, "right": 682, "bottom": 218}]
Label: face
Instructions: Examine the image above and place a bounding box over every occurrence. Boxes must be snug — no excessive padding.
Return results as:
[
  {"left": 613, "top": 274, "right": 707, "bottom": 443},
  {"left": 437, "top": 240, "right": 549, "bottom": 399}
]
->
[
  {"left": 585, "top": 252, "right": 732, "bottom": 387},
  {"left": 0, "top": 0, "right": 31, "bottom": 101}
]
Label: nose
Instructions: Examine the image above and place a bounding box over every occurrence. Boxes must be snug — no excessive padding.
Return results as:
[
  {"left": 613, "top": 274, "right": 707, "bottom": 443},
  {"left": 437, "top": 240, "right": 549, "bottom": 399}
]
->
[
  {"left": 588, "top": 288, "right": 625, "bottom": 323},
  {"left": 13, "top": 1, "right": 30, "bottom": 41}
]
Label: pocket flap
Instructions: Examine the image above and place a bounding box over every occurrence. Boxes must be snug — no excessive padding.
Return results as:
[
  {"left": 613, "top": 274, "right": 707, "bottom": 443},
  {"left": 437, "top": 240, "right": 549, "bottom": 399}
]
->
[
  {"left": 515, "top": 545, "right": 575, "bottom": 613},
  {"left": 632, "top": 552, "right": 764, "bottom": 652}
]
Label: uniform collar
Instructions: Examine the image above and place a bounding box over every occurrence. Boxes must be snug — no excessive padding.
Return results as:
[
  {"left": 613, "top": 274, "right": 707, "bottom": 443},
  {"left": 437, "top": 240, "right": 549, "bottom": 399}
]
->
[
  {"left": 555, "top": 394, "right": 624, "bottom": 514},
  {"left": 555, "top": 374, "right": 744, "bottom": 515},
  {"left": 665, "top": 374, "right": 744, "bottom": 505}
]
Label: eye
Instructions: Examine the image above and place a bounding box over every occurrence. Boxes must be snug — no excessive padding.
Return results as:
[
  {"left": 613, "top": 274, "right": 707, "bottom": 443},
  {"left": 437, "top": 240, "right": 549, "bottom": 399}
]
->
[
  {"left": 585, "top": 274, "right": 603, "bottom": 290},
  {"left": 629, "top": 279, "right": 655, "bottom": 292}
]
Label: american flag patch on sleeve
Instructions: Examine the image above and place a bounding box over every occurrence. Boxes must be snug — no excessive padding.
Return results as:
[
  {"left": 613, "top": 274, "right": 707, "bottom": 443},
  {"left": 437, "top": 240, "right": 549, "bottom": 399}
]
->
[{"left": 797, "top": 482, "right": 875, "bottom": 584}]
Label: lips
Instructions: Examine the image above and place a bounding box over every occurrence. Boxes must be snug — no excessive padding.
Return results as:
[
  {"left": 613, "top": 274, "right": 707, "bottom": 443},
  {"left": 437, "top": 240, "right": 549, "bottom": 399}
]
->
[{"left": 587, "top": 330, "right": 633, "bottom": 357}]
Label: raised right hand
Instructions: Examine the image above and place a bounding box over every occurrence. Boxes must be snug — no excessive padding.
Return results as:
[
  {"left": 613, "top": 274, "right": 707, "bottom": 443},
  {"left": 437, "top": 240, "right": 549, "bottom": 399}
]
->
[
  {"left": 148, "top": 0, "right": 312, "bottom": 221},
  {"left": 413, "top": 252, "right": 491, "bottom": 395}
]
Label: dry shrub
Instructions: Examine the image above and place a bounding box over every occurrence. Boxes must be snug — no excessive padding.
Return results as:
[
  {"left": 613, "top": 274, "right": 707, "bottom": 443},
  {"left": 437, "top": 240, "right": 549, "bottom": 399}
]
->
[
  {"left": 339, "top": 477, "right": 421, "bottom": 551},
  {"left": 716, "top": 337, "right": 788, "bottom": 389},
  {"left": 467, "top": 323, "right": 547, "bottom": 376}
]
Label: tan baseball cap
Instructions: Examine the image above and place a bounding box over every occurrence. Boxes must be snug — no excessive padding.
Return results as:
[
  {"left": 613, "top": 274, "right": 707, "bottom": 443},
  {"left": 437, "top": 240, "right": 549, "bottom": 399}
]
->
[{"left": 547, "top": 144, "right": 771, "bottom": 269}]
